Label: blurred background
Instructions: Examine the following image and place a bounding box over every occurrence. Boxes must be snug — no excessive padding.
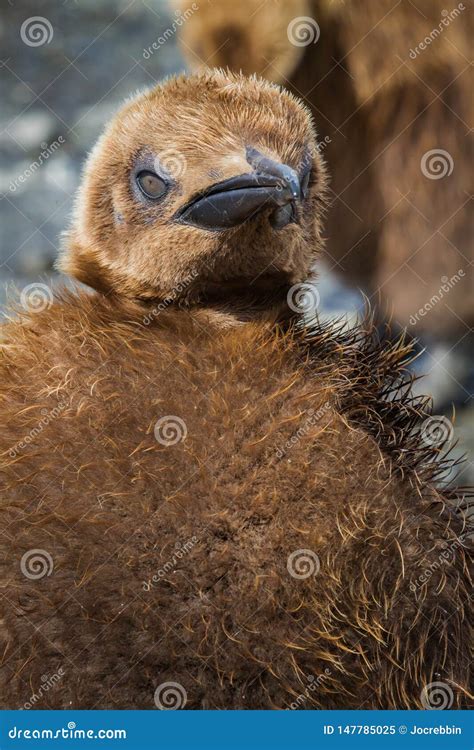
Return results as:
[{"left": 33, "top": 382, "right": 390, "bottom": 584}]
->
[{"left": 1, "top": 0, "right": 472, "bottom": 482}]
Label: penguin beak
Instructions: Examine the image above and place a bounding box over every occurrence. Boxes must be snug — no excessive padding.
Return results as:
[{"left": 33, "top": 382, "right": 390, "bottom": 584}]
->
[{"left": 173, "top": 157, "right": 301, "bottom": 231}]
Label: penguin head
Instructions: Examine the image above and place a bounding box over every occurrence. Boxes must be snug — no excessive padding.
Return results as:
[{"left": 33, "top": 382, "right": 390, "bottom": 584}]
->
[{"left": 61, "top": 70, "right": 327, "bottom": 313}]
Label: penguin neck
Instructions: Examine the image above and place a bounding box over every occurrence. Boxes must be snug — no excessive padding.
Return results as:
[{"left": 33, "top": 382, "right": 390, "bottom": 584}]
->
[
  {"left": 190, "top": 282, "right": 294, "bottom": 326},
  {"left": 137, "top": 273, "right": 300, "bottom": 328}
]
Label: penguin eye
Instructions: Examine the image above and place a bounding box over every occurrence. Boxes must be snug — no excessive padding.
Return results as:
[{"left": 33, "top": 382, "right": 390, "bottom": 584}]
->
[{"left": 136, "top": 170, "right": 168, "bottom": 200}]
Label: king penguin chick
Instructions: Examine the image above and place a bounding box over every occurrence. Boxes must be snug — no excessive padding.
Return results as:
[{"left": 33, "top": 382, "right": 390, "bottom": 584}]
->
[{"left": 0, "top": 71, "right": 471, "bottom": 710}]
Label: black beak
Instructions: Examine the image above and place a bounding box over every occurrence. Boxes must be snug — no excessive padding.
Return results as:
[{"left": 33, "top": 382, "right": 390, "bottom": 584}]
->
[{"left": 173, "top": 153, "right": 301, "bottom": 231}]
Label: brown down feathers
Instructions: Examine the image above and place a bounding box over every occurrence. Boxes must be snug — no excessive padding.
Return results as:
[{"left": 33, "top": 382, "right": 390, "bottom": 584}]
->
[{"left": 0, "top": 69, "right": 471, "bottom": 709}]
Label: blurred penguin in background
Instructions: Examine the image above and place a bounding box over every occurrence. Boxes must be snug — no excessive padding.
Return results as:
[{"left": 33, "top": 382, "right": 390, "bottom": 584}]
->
[{"left": 174, "top": 0, "right": 473, "bottom": 407}]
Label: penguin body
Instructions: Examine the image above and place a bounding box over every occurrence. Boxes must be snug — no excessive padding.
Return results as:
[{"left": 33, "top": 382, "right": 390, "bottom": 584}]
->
[{"left": 0, "top": 71, "right": 471, "bottom": 709}]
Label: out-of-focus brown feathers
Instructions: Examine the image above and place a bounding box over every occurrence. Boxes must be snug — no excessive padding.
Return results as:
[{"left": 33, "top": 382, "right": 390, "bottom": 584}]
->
[{"left": 176, "top": 0, "right": 473, "bottom": 334}]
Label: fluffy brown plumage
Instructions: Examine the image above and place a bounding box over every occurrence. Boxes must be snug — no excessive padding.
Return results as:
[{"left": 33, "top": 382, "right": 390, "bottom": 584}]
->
[
  {"left": 0, "top": 70, "right": 471, "bottom": 710},
  {"left": 176, "top": 0, "right": 473, "bottom": 335}
]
